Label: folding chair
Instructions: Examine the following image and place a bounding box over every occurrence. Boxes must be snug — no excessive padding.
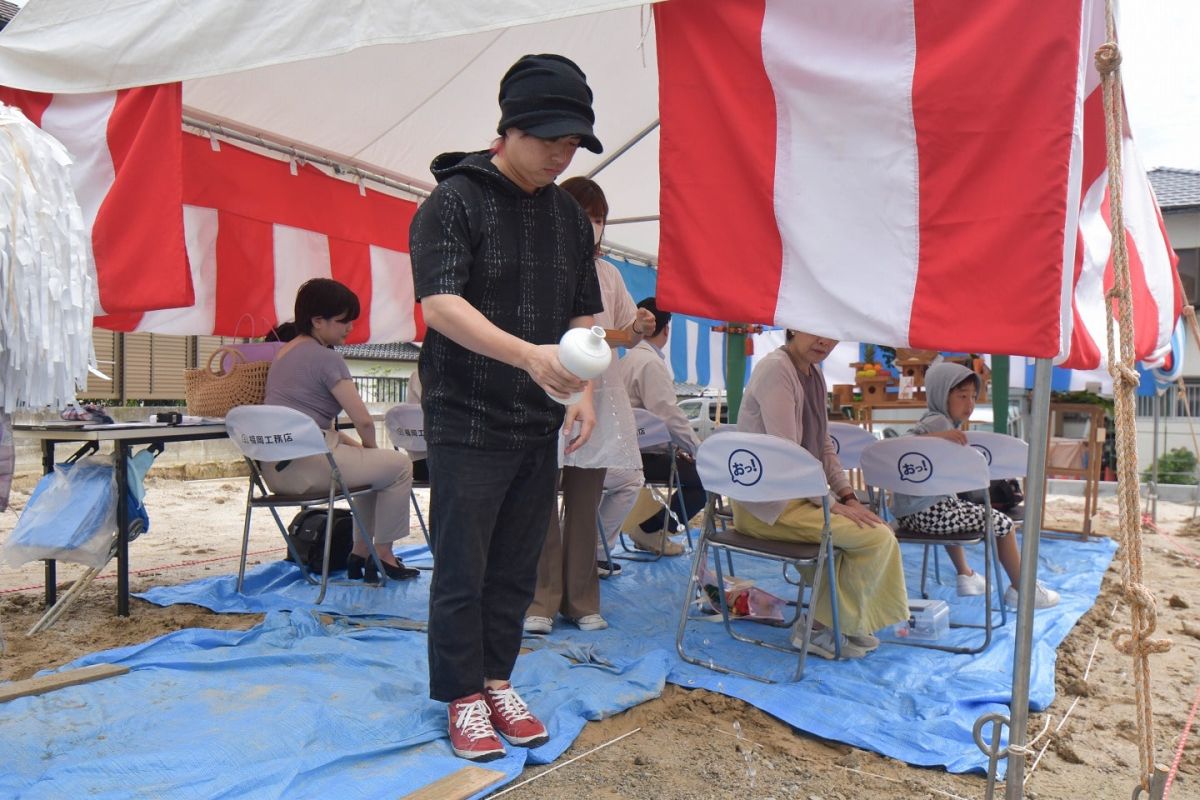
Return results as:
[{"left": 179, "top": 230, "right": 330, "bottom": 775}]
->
[
  {"left": 225, "top": 405, "right": 385, "bottom": 603},
  {"left": 860, "top": 435, "right": 1011, "bottom": 654},
  {"left": 827, "top": 421, "right": 878, "bottom": 490},
  {"left": 676, "top": 431, "right": 843, "bottom": 683},
  {"left": 616, "top": 408, "right": 694, "bottom": 560},
  {"left": 383, "top": 403, "right": 432, "bottom": 549}
]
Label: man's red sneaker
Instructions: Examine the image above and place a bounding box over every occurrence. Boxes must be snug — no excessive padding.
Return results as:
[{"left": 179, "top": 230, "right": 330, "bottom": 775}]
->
[
  {"left": 483, "top": 684, "right": 549, "bottom": 747},
  {"left": 447, "top": 693, "right": 506, "bottom": 761}
]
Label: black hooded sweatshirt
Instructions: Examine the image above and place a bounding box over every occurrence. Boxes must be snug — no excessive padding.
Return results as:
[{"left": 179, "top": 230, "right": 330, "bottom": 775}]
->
[{"left": 409, "top": 151, "right": 602, "bottom": 450}]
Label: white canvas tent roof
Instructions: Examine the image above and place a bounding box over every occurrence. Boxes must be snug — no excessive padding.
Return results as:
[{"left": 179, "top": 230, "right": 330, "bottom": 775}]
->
[{"left": 0, "top": 0, "right": 664, "bottom": 258}]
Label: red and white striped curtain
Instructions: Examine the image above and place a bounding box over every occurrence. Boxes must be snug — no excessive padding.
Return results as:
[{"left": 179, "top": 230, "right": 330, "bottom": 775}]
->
[
  {"left": 654, "top": 0, "right": 1181, "bottom": 369},
  {"left": 0, "top": 84, "right": 421, "bottom": 344}
]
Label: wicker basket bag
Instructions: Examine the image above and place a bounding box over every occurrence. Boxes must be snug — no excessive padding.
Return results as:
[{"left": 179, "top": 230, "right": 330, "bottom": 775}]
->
[{"left": 184, "top": 347, "right": 271, "bottom": 417}]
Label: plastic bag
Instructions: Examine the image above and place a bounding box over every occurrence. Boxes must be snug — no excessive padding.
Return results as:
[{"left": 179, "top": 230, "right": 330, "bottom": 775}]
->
[
  {"left": 2, "top": 456, "right": 147, "bottom": 569},
  {"left": 696, "top": 563, "right": 787, "bottom": 623}
]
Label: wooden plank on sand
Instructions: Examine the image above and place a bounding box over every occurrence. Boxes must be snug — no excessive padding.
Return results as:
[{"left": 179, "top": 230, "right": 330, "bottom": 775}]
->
[
  {"left": 400, "top": 765, "right": 506, "bottom": 800},
  {"left": 0, "top": 663, "right": 129, "bottom": 704}
]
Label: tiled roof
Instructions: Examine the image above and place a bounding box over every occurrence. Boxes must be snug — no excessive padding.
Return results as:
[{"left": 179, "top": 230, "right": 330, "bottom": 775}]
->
[
  {"left": 337, "top": 342, "right": 421, "bottom": 362},
  {"left": 1149, "top": 168, "right": 1200, "bottom": 211}
]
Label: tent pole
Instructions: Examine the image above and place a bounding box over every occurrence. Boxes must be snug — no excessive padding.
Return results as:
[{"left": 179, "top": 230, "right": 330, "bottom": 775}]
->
[
  {"left": 725, "top": 326, "right": 746, "bottom": 423},
  {"left": 992, "top": 356, "right": 1010, "bottom": 435},
  {"left": 1149, "top": 390, "right": 1160, "bottom": 523},
  {"left": 586, "top": 119, "right": 659, "bottom": 179},
  {"left": 1004, "top": 356, "right": 1052, "bottom": 799}
]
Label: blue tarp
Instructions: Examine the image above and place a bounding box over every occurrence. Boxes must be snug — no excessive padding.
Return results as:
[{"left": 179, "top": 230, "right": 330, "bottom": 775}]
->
[
  {"left": 0, "top": 610, "right": 670, "bottom": 799},
  {"left": 2, "top": 533, "right": 1116, "bottom": 797}
]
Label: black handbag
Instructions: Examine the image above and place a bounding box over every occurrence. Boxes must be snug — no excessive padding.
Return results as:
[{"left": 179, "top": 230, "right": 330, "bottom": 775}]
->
[{"left": 286, "top": 508, "right": 356, "bottom": 572}]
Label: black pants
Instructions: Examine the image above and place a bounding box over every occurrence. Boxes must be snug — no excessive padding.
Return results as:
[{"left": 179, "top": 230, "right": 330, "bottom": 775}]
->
[
  {"left": 425, "top": 440, "right": 559, "bottom": 702},
  {"left": 638, "top": 452, "right": 706, "bottom": 533}
]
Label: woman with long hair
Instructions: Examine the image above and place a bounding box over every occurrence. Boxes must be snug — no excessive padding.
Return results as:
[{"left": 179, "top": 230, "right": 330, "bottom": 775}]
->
[{"left": 263, "top": 278, "right": 417, "bottom": 581}]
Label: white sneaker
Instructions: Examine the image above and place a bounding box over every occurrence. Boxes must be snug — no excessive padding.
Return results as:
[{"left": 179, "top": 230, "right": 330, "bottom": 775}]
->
[
  {"left": 523, "top": 616, "right": 553, "bottom": 635},
  {"left": 847, "top": 632, "right": 880, "bottom": 651},
  {"left": 572, "top": 614, "right": 608, "bottom": 631},
  {"left": 957, "top": 571, "right": 987, "bottom": 596},
  {"left": 1004, "top": 582, "right": 1061, "bottom": 610},
  {"left": 628, "top": 528, "right": 685, "bottom": 556},
  {"left": 790, "top": 623, "right": 868, "bottom": 659}
]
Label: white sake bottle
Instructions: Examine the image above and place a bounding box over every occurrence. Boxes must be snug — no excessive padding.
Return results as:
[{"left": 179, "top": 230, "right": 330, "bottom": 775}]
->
[{"left": 549, "top": 325, "right": 612, "bottom": 405}]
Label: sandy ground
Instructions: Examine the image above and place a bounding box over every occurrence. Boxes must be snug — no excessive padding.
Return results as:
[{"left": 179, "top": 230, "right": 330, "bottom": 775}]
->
[{"left": 1, "top": 468, "right": 1198, "bottom": 800}]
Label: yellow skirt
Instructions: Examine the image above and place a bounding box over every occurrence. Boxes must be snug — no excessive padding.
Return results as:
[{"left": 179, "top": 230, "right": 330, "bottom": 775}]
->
[{"left": 731, "top": 499, "right": 909, "bottom": 636}]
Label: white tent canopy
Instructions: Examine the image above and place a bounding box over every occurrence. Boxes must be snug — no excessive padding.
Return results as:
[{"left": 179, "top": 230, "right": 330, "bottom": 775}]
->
[{"left": 0, "top": 0, "right": 664, "bottom": 258}]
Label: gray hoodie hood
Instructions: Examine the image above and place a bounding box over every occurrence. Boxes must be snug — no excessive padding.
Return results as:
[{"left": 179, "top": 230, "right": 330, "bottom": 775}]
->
[
  {"left": 891, "top": 361, "right": 982, "bottom": 519},
  {"left": 918, "top": 362, "right": 981, "bottom": 427}
]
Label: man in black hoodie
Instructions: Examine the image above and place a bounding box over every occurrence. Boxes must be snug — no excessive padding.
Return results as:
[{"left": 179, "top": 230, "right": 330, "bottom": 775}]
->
[{"left": 408, "top": 53, "right": 603, "bottom": 762}]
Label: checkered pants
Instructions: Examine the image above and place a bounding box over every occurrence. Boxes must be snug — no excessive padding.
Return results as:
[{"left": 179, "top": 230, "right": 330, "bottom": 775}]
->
[{"left": 897, "top": 497, "right": 1014, "bottom": 538}]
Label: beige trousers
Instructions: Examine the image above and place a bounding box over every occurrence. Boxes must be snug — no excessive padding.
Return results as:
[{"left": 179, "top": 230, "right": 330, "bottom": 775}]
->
[
  {"left": 529, "top": 466, "right": 606, "bottom": 620},
  {"left": 263, "top": 430, "right": 413, "bottom": 545},
  {"left": 731, "top": 498, "right": 909, "bottom": 636}
]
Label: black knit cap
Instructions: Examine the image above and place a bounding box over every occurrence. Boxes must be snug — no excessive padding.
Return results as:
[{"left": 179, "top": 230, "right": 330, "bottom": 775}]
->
[{"left": 497, "top": 53, "right": 603, "bottom": 154}]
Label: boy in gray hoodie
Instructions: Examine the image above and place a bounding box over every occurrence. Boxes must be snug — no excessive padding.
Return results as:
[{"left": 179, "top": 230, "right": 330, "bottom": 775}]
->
[{"left": 891, "top": 362, "right": 1060, "bottom": 609}]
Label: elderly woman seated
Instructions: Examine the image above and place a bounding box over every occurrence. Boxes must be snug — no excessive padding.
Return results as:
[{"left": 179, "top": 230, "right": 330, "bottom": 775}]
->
[
  {"left": 263, "top": 278, "right": 417, "bottom": 580},
  {"left": 731, "top": 330, "right": 909, "bottom": 658}
]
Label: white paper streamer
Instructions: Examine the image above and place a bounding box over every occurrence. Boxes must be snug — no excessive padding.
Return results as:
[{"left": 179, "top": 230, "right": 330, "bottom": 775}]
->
[{"left": 0, "top": 102, "right": 95, "bottom": 414}]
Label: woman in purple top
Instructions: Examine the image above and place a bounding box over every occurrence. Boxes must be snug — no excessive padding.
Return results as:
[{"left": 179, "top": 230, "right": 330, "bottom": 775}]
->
[{"left": 263, "top": 278, "right": 417, "bottom": 580}]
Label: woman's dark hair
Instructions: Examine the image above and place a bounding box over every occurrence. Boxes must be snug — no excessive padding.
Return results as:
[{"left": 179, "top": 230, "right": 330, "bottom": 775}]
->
[
  {"left": 637, "top": 296, "right": 671, "bottom": 338},
  {"left": 265, "top": 321, "right": 298, "bottom": 342},
  {"left": 560, "top": 176, "right": 609, "bottom": 221},
  {"left": 294, "top": 278, "right": 360, "bottom": 336}
]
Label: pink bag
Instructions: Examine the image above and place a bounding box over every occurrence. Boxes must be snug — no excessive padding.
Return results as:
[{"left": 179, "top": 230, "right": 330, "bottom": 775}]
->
[{"left": 220, "top": 342, "right": 285, "bottom": 373}]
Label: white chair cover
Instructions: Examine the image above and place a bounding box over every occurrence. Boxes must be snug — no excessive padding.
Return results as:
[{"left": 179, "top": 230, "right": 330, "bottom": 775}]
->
[
  {"left": 964, "top": 431, "right": 1029, "bottom": 480},
  {"left": 632, "top": 407, "right": 671, "bottom": 450},
  {"left": 859, "top": 436, "right": 990, "bottom": 497},
  {"left": 696, "top": 431, "right": 827, "bottom": 503},
  {"left": 826, "top": 422, "right": 878, "bottom": 469},
  {"left": 384, "top": 404, "right": 426, "bottom": 457},
  {"left": 225, "top": 405, "right": 329, "bottom": 461}
]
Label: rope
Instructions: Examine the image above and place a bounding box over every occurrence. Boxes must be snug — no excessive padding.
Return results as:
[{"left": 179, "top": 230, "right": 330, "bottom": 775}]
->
[
  {"left": 1095, "top": 5, "right": 1173, "bottom": 793},
  {"left": 1164, "top": 683, "right": 1200, "bottom": 798}
]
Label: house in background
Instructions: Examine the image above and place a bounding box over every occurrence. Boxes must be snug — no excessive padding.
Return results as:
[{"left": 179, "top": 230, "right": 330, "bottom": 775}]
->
[
  {"left": 81, "top": 334, "right": 416, "bottom": 407},
  {"left": 1136, "top": 168, "right": 1200, "bottom": 468}
]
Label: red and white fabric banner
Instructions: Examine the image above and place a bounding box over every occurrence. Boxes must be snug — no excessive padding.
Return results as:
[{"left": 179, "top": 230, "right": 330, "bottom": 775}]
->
[
  {"left": 0, "top": 84, "right": 192, "bottom": 320},
  {"left": 1063, "top": 4, "right": 1182, "bottom": 369},
  {"left": 655, "top": 0, "right": 1181, "bottom": 368},
  {"left": 0, "top": 83, "right": 420, "bottom": 343},
  {"left": 133, "top": 133, "right": 419, "bottom": 344}
]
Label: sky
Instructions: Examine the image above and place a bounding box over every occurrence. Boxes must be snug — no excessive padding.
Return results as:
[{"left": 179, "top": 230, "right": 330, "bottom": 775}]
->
[
  {"left": 5, "top": 0, "right": 1197, "bottom": 170},
  {"left": 1120, "top": 1, "right": 1200, "bottom": 170}
]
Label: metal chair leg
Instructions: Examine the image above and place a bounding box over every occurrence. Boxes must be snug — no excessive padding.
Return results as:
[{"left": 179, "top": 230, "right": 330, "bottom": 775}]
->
[{"left": 411, "top": 488, "right": 430, "bottom": 546}]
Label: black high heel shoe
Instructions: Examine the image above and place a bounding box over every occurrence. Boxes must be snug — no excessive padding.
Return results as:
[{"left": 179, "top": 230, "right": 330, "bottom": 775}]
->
[
  {"left": 376, "top": 559, "right": 420, "bottom": 580},
  {"left": 347, "top": 554, "right": 419, "bottom": 581},
  {"left": 346, "top": 554, "right": 374, "bottom": 581}
]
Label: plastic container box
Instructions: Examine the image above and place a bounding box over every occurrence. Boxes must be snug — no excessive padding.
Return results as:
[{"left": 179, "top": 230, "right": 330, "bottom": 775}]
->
[{"left": 894, "top": 598, "right": 950, "bottom": 640}]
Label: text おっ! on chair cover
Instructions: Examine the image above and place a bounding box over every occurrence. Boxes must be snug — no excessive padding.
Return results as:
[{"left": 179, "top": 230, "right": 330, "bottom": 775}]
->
[
  {"left": 859, "top": 434, "right": 1010, "bottom": 654},
  {"left": 680, "top": 431, "right": 841, "bottom": 683},
  {"left": 826, "top": 421, "right": 878, "bottom": 470},
  {"left": 225, "top": 405, "right": 383, "bottom": 603}
]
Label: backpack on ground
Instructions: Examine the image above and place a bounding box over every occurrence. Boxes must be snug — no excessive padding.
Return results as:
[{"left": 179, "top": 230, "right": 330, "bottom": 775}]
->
[{"left": 286, "top": 508, "right": 356, "bottom": 573}]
